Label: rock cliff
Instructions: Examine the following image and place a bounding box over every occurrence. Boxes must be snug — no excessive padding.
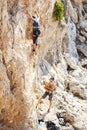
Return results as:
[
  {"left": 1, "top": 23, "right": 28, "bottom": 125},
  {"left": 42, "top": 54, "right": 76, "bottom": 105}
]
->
[{"left": 0, "top": 0, "right": 87, "bottom": 130}]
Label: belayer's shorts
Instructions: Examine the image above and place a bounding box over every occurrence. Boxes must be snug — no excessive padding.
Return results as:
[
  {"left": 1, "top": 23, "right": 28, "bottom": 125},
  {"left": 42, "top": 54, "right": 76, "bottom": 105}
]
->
[{"left": 42, "top": 91, "right": 53, "bottom": 101}]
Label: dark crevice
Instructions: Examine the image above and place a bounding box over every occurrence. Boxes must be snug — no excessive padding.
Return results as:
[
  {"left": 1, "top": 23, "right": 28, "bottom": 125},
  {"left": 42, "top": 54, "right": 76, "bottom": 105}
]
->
[
  {"left": 73, "top": 92, "right": 84, "bottom": 100},
  {"left": 82, "top": 64, "right": 87, "bottom": 69},
  {"left": 78, "top": 29, "right": 87, "bottom": 37},
  {"left": 2, "top": 55, "right": 14, "bottom": 94},
  {"left": 66, "top": 83, "right": 70, "bottom": 92},
  {"left": 77, "top": 49, "right": 87, "bottom": 61},
  {"left": 67, "top": 65, "right": 75, "bottom": 71},
  {"left": 10, "top": 85, "right": 15, "bottom": 94},
  {"left": 82, "top": 2, "right": 87, "bottom": 14},
  {"left": 7, "top": 0, "right": 19, "bottom": 16}
]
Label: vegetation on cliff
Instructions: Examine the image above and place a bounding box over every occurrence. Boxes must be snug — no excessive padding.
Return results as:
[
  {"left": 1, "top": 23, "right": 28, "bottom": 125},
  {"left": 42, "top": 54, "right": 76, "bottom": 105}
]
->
[{"left": 53, "top": 0, "right": 64, "bottom": 22}]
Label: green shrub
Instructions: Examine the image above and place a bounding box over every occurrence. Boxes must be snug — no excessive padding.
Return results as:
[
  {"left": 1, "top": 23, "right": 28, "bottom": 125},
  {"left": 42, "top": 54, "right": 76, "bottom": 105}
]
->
[{"left": 53, "top": 0, "right": 64, "bottom": 22}]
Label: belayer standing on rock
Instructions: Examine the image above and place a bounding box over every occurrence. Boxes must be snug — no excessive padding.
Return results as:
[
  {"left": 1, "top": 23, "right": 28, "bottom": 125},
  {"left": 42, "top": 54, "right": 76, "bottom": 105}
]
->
[
  {"left": 37, "top": 77, "right": 57, "bottom": 112},
  {"left": 29, "top": 11, "right": 41, "bottom": 52}
]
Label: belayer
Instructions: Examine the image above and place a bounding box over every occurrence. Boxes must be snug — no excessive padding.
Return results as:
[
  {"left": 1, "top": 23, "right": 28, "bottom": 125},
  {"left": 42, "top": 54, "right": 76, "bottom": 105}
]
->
[{"left": 37, "top": 77, "right": 57, "bottom": 112}]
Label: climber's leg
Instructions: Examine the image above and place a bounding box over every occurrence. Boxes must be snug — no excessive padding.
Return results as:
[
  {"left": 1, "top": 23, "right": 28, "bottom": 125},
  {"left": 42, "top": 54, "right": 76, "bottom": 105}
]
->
[
  {"left": 36, "top": 91, "right": 48, "bottom": 108},
  {"left": 48, "top": 93, "right": 53, "bottom": 112},
  {"left": 42, "top": 91, "right": 49, "bottom": 99},
  {"left": 33, "top": 35, "right": 38, "bottom": 52},
  {"left": 36, "top": 98, "right": 42, "bottom": 106},
  {"left": 49, "top": 101, "right": 52, "bottom": 109}
]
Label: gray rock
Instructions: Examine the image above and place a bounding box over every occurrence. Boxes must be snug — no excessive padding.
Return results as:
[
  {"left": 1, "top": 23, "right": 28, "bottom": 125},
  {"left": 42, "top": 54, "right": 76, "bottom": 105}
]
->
[
  {"left": 68, "top": 69, "right": 87, "bottom": 99},
  {"left": 77, "top": 34, "right": 86, "bottom": 43},
  {"left": 77, "top": 44, "right": 87, "bottom": 57},
  {"left": 80, "top": 30, "right": 87, "bottom": 38},
  {"left": 80, "top": 20, "right": 87, "bottom": 31}
]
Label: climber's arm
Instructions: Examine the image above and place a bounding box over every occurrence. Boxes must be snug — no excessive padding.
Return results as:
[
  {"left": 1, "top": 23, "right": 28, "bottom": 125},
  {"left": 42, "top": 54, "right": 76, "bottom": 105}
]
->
[
  {"left": 43, "top": 82, "right": 50, "bottom": 91},
  {"left": 54, "top": 85, "right": 57, "bottom": 90},
  {"left": 24, "top": 9, "right": 36, "bottom": 20},
  {"left": 35, "top": 10, "right": 39, "bottom": 18},
  {"left": 28, "top": 12, "right": 35, "bottom": 20},
  {"left": 51, "top": 84, "right": 57, "bottom": 92}
]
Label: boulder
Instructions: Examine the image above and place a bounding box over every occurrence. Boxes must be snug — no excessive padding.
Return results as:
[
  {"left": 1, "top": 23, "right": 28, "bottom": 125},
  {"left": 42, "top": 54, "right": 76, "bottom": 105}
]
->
[{"left": 68, "top": 69, "right": 87, "bottom": 99}]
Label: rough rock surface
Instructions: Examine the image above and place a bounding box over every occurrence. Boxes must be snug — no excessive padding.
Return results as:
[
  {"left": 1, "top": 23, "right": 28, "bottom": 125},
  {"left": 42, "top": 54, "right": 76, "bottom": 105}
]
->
[{"left": 0, "top": 0, "right": 87, "bottom": 130}]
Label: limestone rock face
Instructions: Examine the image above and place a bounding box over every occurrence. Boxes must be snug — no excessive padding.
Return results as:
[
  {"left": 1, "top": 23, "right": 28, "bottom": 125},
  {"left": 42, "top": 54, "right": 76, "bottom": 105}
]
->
[
  {"left": 0, "top": 0, "right": 87, "bottom": 130},
  {"left": 66, "top": 68, "right": 87, "bottom": 99}
]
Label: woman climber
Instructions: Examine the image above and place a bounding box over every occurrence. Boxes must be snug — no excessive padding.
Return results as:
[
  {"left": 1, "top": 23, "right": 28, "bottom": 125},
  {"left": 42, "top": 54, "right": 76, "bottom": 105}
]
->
[{"left": 29, "top": 11, "right": 41, "bottom": 52}]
